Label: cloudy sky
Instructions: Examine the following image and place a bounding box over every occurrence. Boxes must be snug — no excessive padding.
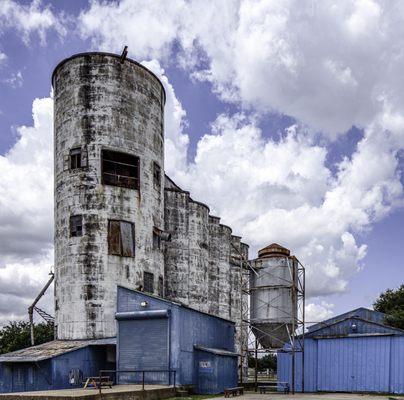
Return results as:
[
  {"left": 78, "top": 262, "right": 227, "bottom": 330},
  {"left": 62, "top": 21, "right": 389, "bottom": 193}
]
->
[{"left": 0, "top": 0, "right": 404, "bottom": 327}]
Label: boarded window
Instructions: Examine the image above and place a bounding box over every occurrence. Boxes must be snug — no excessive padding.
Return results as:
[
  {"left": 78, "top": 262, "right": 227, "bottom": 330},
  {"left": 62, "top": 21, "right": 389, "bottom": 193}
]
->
[
  {"left": 108, "top": 220, "right": 135, "bottom": 257},
  {"left": 158, "top": 276, "right": 164, "bottom": 297},
  {"left": 153, "top": 162, "right": 161, "bottom": 188},
  {"left": 70, "top": 215, "right": 83, "bottom": 237},
  {"left": 144, "top": 272, "right": 154, "bottom": 294},
  {"left": 70, "top": 147, "right": 82, "bottom": 169},
  {"left": 153, "top": 227, "right": 161, "bottom": 250},
  {"left": 102, "top": 150, "right": 140, "bottom": 190}
]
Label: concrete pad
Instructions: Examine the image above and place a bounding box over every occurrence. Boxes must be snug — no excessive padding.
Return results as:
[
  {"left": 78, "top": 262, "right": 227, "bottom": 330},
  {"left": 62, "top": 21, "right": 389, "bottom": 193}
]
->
[{"left": 0, "top": 385, "right": 176, "bottom": 400}]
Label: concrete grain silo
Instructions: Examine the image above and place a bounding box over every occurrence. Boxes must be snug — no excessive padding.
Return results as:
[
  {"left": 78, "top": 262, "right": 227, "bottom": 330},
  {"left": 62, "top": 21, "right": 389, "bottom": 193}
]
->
[
  {"left": 250, "top": 243, "right": 298, "bottom": 348},
  {"left": 53, "top": 52, "right": 165, "bottom": 340},
  {"left": 187, "top": 200, "right": 210, "bottom": 313},
  {"left": 164, "top": 186, "right": 191, "bottom": 305}
]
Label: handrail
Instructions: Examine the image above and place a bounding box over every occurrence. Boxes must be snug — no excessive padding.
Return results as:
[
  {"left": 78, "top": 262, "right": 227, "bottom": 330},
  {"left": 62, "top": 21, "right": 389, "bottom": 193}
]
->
[{"left": 97, "top": 369, "right": 177, "bottom": 395}]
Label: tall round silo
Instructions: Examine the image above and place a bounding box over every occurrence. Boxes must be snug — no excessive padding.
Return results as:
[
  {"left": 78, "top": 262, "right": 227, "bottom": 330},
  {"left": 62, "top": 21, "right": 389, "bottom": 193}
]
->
[
  {"left": 52, "top": 52, "right": 165, "bottom": 340},
  {"left": 250, "top": 243, "right": 298, "bottom": 348}
]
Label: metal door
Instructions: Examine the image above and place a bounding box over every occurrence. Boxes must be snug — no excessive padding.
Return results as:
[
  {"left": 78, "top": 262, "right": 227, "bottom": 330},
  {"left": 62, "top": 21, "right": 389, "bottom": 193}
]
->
[
  {"left": 317, "top": 337, "right": 390, "bottom": 392},
  {"left": 118, "top": 318, "right": 169, "bottom": 384}
]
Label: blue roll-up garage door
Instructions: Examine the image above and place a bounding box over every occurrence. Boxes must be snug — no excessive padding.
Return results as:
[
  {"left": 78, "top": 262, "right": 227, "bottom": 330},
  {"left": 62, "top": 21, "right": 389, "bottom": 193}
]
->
[
  {"left": 317, "top": 336, "right": 390, "bottom": 392},
  {"left": 118, "top": 317, "right": 169, "bottom": 384}
]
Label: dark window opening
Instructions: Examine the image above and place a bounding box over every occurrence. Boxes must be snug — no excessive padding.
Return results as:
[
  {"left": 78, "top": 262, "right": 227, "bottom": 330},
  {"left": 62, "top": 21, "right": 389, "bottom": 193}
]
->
[
  {"left": 144, "top": 272, "right": 154, "bottom": 294},
  {"left": 70, "top": 148, "right": 82, "bottom": 170},
  {"left": 70, "top": 215, "right": 83, "bottom": 237},
  {"left": 158, "top": 276, "right": 164, "bottom": 298},
  {"left": 102, "top": 150, "right": 140, "bottom": 190},
  {"left": 108, "top": 220, "right": 135, "bottom": 257},
  {"left": 153, "top": 162, "right": 161, "bottom": 188},
  {"left": 153, "top": 227, "right": 162, "bottom": 250}
]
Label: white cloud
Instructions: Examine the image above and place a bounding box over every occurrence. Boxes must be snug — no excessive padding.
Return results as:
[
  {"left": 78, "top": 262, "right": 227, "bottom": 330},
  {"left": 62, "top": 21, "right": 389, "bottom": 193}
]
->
[
  {"left": 79, "top": 0, "right": 404, "bottom": 137},
  {"left": 0, "top": 0, "right": 65, "bottom": 45},
  {"left": 0, "top": 96, "right": 53, "bottom": 263},
  {"left": 141, "top": 60, "right": 189, "bottom": 173},
  {"left": 0, "top": 96, "right": 54, "bottom": 326},
  {"left": 0, "top": 251, "right": 54, "bottom": 327},
  {"left": 79, "top": 0, "right": 184, "bottom": 59},
  {"left": 305, "top": 301, "right": 335, "bottom": 325},
  {"left": 0, "top": 51, "right": 6, "bottom": 64},
  {"left": 2, "top": 70, "right": 23, "bottom": 88}
]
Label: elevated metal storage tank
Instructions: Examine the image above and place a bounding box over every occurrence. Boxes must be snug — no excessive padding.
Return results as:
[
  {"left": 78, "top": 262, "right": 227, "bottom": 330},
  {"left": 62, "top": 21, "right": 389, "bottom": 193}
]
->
[{"left": 250, "top": 243, "right": 298, "bottom": 348}]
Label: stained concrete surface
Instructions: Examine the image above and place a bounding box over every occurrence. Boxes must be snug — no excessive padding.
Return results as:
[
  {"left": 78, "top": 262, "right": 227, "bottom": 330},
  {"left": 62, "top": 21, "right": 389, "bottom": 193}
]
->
[{"left": 0, "top": 384, "right": 174, "bottom": 399}]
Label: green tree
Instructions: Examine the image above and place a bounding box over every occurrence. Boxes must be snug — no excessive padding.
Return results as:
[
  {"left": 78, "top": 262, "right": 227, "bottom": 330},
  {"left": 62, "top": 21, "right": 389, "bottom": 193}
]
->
[
  {"left": 248, "top": 354, "right": 277, "bottom": 372},
  {"left": 373, "top": 284, "right": 404, "bottom": 330},
  {"left": 0, "top": 321, "right": 54, "bottom": 354}
]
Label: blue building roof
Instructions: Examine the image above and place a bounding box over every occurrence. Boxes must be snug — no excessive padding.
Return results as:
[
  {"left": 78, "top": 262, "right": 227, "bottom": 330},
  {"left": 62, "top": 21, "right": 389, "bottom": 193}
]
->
[
  {"left": 306, "top": 307, "right": 404, "bottom": 338},
  {"left": 0, "top": 338, "right": 116, "bottom": 362},
  {"left": 307, "top": 307, "right": 386, "bottom": 333}
]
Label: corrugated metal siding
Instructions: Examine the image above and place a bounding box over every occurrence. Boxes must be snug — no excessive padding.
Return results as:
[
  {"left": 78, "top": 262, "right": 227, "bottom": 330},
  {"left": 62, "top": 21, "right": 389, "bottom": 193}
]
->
[
  {"left": 278, "top": 335, "right": 404, "bottom": 394},
  {"left": 195, "top": 350, "right": 237, "bottom": 394},
  {"left": 0, "top": 364, "right": 12, "bottom": 393},
  {"left": 116, "top": 287, "right": 236, "bottom": 388},
  {"left": 390, "top": 336, "right": 404, "bottom": 393},
  {"left": 118, "top": 318, "right": 169, "bottom": 384},
  {"left": 277, "top": 339, "right": 317, "bottom": 392},
  {"left": 317, "top": 337, "right": 390, "bottom": 392}
]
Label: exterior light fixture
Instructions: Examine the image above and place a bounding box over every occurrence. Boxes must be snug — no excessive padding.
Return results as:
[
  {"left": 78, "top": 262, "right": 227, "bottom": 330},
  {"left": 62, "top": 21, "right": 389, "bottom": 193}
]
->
[{"left": 140, "top": 301, "right": 148, "bottom": 307}]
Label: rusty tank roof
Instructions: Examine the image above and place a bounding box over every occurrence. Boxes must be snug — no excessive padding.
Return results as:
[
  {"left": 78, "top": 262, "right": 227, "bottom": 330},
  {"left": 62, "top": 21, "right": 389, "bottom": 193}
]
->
[{"left": 258, "top": 243, "right": 290, "bottom": 258}]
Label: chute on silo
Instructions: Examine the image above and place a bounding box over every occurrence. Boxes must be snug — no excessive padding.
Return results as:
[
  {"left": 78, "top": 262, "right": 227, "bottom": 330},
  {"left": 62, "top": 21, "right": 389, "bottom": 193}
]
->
[{"left": 249, "top": 243, "right": 305, "bottom": 349}]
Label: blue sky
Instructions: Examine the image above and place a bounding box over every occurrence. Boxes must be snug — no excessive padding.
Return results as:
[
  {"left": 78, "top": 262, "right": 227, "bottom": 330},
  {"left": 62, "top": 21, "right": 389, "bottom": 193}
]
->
[{"left": 0, "top": 0, "right": 403, "bottom": 325}]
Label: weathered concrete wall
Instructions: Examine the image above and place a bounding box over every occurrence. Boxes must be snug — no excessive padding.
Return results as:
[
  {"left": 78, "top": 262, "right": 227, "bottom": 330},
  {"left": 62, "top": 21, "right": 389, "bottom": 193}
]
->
[{"left": 53, "top": 53, "right": 165, "bottom": 339}]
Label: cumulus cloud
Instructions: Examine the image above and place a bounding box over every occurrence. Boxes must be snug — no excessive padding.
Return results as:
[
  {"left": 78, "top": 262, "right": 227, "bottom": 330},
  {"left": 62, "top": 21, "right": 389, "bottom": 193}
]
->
[
  {"left": 0, "top": 97, "right": 53, "bottom": 263},
  {"left": 0, "top": 251, "right": 54, "bottom": 327},
  {"left": 79, "top": 0, "right": 404, "bottom": 137},
  {"left": 141, "top": 60, "right": 189, "bottom": 173},
  {"left": 305, "top": 301, "right": 335, "bottom": 325},
  {"left": 0, "top": 96, "right": 54, "bottom": 326},
  {"left": 0, "top": 0, "right": 65, "bottom": 44}
]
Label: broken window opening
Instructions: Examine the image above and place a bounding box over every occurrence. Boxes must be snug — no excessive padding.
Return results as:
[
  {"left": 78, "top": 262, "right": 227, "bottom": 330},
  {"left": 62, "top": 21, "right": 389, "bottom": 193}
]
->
[
  {"left": 153, "top": 227, "right": 162, "bottom": 250},
  {"left": 70, "top": 215, "right": 83, "bottom": 237},
  {"left": 102, "top": 149, "right": 140, "bottom": 190},
  {"left": 70, "top": 148, "right": 82, "bottom": 170},
  {"left": 143, "top": 272, "right": 154, "bottom": 294},
  {"left": 108, "top": 220, "right": 135, "bottom": 257},
  {"left": 153, "top": 161, "right": 161, "bottom": 188},
  {"left": 158, "top": 276, "right": 164, "bottom": 298}
]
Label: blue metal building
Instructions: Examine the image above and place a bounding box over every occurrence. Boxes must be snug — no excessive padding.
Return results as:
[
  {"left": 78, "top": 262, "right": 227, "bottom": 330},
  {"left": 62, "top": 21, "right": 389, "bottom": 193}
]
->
[
  {"left": 116, "top": 286, "right": 238, "bottom": 394},
  {"left": 0, "top": 338, "right": 116, "bottom": 393},
  {"left": 278, "top": 308, "right": 404, "bottom": 394}
]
